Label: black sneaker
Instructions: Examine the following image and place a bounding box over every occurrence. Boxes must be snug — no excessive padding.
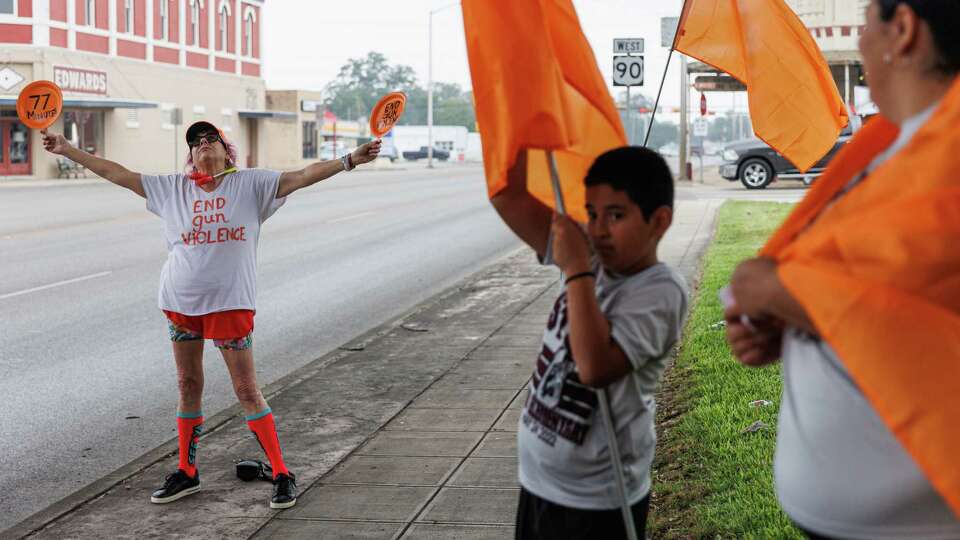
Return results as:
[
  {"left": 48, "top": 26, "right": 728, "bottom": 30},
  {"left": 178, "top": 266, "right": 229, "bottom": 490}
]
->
[
  {"left": 270, "top": 473, "right": 297, "bottom": 509},
  {"left": 150, "top": 470, "right": 200, "bottom": 504}
]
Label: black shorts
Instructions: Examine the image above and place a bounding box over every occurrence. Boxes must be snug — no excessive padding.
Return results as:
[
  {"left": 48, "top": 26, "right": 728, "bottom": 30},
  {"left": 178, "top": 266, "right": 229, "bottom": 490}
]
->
[{"left": 515, "top": 487, "right": 649, "bottom": 540}]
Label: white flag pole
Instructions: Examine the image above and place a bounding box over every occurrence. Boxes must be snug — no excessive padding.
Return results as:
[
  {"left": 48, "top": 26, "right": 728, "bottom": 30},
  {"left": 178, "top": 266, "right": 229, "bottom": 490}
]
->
[{"left": 545, "top": 150, "right": 638, "bottom": 540}]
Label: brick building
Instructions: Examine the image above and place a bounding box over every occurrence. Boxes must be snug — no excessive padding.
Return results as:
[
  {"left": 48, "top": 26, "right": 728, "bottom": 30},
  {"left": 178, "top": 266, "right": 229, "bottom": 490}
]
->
[{"left": 0, "top": 0, "right": 294, "bottom": 179}]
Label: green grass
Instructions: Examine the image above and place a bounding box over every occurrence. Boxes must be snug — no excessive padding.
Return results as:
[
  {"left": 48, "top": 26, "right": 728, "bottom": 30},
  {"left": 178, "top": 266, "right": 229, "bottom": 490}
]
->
[{"left": 650, "top": 201, "right": 801, "bottom": 539}]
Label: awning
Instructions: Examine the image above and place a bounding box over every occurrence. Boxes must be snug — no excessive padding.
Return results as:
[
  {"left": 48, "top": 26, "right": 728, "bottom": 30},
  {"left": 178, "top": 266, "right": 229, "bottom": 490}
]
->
[
  {"left": 238, "top": 109, "right": 297, "bottom": 119},
  {"left": 0, "top": 95, "right": 157, "bottom": 108}
]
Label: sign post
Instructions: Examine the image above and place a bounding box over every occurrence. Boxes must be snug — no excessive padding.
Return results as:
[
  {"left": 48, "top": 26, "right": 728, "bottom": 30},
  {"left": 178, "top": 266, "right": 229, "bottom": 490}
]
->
[{"left": 613, "top": 38, "right": 644, "bottom": 144}]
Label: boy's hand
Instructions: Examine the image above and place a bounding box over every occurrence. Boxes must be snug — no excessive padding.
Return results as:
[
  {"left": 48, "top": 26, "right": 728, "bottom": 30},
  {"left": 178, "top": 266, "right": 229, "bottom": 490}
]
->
[{"left": 551, "top": 213, "right": 591, "bottom": 275}]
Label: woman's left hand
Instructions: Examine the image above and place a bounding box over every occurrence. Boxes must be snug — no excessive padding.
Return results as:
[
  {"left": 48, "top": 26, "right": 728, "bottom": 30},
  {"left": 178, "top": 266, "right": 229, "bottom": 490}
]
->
[
  {"left": 730, "top": 257, "right": 779, "bottom": 317},
  {"left": 352, "top": 139, "right": 383, "bottom": 166}
]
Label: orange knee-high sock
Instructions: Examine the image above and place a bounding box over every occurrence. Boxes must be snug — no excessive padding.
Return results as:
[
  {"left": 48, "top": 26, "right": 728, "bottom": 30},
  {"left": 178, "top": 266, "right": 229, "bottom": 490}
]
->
[
  {"left": 176, "top": 411, "right": 203, "bottom": 478},
  {"left": 246, "top": 408, "right": 289, "bottom": 478}
]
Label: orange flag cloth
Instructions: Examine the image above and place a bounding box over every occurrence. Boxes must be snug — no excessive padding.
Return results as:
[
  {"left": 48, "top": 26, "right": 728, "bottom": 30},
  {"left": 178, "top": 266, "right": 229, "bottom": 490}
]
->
[
  {"left": 675, "top": 0, "right": 848, "bottom": 172},
  {"left": 462, "top": 0, "right": 625, "bottom": 223},
  {"left": 761, "top": 76, "right": 960, "bottom": 516}
]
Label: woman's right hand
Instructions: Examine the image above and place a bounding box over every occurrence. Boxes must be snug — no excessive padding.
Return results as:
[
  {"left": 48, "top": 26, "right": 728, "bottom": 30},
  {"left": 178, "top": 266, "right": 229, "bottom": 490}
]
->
[
  {"left": 40, "top": 129, "right": 72, "bottom": 155},
  {"left": 725, "top": 310, "right": 784, "bottom": 367}
]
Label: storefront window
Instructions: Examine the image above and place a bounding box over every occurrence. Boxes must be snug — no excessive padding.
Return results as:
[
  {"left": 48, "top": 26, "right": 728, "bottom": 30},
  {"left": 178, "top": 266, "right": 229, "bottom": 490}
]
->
[
  {"left": 85, "top": 0, "right": 96, "bottom": 25},
  {"left": 124, "top": 0, "right": 134, "bottom": 33},
  {"left": 9, "top": 123, "right": 27, "bottom": 164},
  {"left": 0, "top": 0, "right": 14, "bottom": 15},
  {"left": 190, "top": 0, "right": 200, "bottom": 43},
  {"left": 244, "top": 12, "right": 254, "bottom": 55},
  {"left": 63, "top": 111, "right": 105, "bottom": 156},
  {"left": 302, "top": 121, "right": 317, "bottom": 159},
  {"left": 0, "top": 116, "right": 31, "bottom": 175},
  {"left": 219, "top": 5, "right": 229, "bottom": 51},
  {"left": 160, "top": 0, "right": 169, "bottom": 40}
]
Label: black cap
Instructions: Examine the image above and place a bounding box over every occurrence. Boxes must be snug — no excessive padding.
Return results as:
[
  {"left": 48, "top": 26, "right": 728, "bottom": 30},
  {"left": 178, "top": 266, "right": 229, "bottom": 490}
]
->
[{"left": 185, "top": 121, "right": 224, "bottom": 144}]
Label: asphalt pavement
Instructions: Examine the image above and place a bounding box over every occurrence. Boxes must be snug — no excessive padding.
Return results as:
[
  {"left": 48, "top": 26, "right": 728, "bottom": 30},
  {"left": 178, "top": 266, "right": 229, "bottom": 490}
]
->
[
  {"left": 0, "top": 164, "right": 520, "bottom": 532},
  {"left": 0, "top": 162, "right": 803, "bottom": 536}
]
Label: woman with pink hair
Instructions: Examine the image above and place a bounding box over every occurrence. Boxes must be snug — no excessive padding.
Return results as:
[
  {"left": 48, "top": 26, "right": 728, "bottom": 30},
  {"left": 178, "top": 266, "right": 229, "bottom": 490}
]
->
[{"left": 40, "top": 121, "right": 381, "bottom": 510}]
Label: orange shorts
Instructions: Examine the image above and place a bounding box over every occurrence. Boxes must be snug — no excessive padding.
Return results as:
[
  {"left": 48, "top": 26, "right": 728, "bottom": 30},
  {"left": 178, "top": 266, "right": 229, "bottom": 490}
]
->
[{"left": 163, "top": 309, "right": 255, "bottom": 340}]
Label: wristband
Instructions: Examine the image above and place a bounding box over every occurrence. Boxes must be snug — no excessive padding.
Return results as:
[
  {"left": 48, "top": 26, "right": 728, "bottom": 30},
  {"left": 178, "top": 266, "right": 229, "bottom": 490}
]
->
[
  {"left": 340, "top": 154, "right": 353, "bottom": 172},
  {"left": 564, "top": 271, "right": 595, "bottom": 285}
]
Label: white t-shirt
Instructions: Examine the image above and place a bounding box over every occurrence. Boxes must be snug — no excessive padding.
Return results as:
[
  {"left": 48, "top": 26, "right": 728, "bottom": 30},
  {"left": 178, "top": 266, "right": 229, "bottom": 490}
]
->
[
  {"left": 776, "top": 102, "right": 960, "bottom": 538},
  {"left": 141, "top": 169, "right": 286, "bottom": 315},
  {"left": 518, "top": 257, "right": 689, "bottom": 510}
]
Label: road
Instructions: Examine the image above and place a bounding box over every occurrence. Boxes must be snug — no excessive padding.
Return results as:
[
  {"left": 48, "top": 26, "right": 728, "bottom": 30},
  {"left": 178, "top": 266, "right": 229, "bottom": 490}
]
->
[
  {"left": 0, "top": 164, "right": 525, "bottom": 530},
  {"left": 0, "top": 163, "right": 805, "bottom": 531}
]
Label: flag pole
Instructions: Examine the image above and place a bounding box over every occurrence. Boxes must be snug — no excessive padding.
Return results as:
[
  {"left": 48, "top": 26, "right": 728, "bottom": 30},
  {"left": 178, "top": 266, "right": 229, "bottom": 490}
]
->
[
  {"left": 546, "top": 150, "right": 639, "bottom": 540},
  {"left": 644, "top": 0, "right": 689, "bottom": 148},
  {"left": 643, "top": 47, "right": 674, "bottom": 148}
]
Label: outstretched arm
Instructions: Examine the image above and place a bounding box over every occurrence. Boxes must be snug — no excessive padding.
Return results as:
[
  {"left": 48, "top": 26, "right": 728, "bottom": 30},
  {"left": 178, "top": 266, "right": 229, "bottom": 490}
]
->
[
  {"left": 489, "top": 150, "right": 553, "bottom": 259},
  {"left": 277, "top": 139, "right": 382, "bottom": 198},
  {"left": 41, "top": 129, "right": 144, "bottom": 197}
]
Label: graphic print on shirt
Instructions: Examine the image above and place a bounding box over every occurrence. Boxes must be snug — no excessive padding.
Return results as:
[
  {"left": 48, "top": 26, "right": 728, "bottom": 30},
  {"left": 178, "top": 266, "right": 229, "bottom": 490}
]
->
[
  {"left": 180, "top": 197, "right": 247, "bottom": 245},
  {"left": 523, "top": 291, "right": 599, "bottom": 446}
]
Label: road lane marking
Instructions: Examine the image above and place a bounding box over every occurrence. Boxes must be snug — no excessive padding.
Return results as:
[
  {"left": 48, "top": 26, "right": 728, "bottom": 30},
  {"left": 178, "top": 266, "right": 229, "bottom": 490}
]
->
[
  {"left": 0, "top": 271, "right": 112, "bottom": 300},
  {"left": 326, "top": 211, "right": 378, "bottom": 224}
]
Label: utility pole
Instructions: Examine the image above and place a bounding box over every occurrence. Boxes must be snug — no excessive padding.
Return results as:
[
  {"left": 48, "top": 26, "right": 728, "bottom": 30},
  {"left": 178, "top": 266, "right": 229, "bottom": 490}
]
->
[
  {"left": 678, "top": 55, "right": 689, "bottom": 180},
  {"left": 427, "top": 8, "right": 434, "bottom": 168},
  {"left": 426, "top": 3, "right": 458, "bottom": 169}
]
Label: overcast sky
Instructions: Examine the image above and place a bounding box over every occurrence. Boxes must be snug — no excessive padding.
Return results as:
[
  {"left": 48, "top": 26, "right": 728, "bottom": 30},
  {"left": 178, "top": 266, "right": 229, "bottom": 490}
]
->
[{"left": 261, "top": 0, "right": 744, "bottom": 115}]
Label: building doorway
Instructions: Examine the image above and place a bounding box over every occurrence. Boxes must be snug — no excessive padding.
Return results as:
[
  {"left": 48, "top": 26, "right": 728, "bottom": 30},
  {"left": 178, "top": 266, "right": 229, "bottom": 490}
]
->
[{"left": 0, "top": 116, "right": 31, "bottom": 176}]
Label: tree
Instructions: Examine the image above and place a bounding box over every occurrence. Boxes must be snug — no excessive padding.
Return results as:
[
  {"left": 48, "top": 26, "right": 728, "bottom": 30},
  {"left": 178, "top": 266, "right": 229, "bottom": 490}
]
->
[
  {"left": 324, "top": 52, "right": 476, "bottom": 131},
  {"left": 323, "top": 52, "right": 418, "bottom": 121},
  {"left": 646, "top": 121, "right": 679, "bottom": 150},
  {"left": 708, "top": 115, "right": 734, "bottom": 143}
]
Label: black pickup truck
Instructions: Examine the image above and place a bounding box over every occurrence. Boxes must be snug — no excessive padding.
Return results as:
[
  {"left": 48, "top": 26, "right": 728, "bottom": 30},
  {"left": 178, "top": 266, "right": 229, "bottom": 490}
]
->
[
  {"left": 402, "top": 146, "right": 450, "bottom": 161},
  {"left": 719, "top": 124, "right": 854, "bottom": 189}
]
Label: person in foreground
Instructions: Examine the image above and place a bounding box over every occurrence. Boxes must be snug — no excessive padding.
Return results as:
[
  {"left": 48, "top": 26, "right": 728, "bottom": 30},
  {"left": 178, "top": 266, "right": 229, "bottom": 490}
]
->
[
  {"left": 41, "top": 121, "right": 381, "bottom": 509},
  {"left": 724, "top": 1, "right": 960, "bottom": 538},
  {"left": 491, "top": 146, "right": 689, "bottom": 539}
]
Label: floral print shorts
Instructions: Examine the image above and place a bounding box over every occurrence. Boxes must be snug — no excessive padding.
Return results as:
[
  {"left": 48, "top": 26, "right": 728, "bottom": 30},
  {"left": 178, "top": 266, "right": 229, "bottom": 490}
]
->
[{"left": 167, "top": 321, "right": 253, "bottom": 351}]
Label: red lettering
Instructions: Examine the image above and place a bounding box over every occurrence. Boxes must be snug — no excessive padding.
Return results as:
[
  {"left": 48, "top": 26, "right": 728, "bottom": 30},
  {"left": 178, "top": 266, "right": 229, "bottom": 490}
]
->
[
  {"left": 217, "top": 228, "right": 229, "bottom": 242},
  {"left": 193, "top": 200, "right": 202, "bottom": 213},
  {"left": 216, "top": 197, "right": 226, "bottom": 210},
  {"left": 181, "top": 232, "right": 193, "bottom": 245},
  {"left": 203, "top": 199, "right": 216, "bottom": 212}
]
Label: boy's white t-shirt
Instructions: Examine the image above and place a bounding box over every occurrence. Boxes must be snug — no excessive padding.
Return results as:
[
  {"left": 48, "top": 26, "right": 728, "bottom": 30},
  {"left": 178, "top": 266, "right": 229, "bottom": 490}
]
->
[
  {"left": 140, "top": 169, "right": 286, "bottom": 315},
  {"left": 518, "top": 255, "right": 689, "bottom": 510}
]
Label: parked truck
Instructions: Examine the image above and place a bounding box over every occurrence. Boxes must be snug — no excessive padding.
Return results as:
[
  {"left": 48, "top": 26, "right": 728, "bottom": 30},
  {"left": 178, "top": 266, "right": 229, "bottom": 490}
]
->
[{"left": 402, "top": 146, "right": 450, "bottom": 161}]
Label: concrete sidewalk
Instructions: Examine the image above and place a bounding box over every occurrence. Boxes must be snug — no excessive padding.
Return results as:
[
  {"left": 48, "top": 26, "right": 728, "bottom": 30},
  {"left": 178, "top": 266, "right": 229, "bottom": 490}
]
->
[{"left": 8, "top": 199, "right": 718, "bottom": 540}]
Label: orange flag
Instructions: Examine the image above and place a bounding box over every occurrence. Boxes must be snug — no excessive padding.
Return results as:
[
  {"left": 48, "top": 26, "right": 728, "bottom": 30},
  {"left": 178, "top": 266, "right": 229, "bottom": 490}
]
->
[
  {"left": 462, "top": 0, "right": 626, "bottom": 223},
  {"left": 762, "top": 77, "right": 960, "bottom": 515},
  {"left": 675, "top": 0, "right": 848, "bottom": 172}
]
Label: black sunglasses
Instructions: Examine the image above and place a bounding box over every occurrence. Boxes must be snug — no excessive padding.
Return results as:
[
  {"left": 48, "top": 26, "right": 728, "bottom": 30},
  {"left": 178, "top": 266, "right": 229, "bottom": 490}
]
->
[{"left": 189, "top": 132, "right": 221, "bottom": 148}]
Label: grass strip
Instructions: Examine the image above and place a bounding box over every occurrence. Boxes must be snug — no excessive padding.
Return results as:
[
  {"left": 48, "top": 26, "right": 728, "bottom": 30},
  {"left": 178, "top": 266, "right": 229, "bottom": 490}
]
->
[{"left": 650, "top": 201, "right": 801, "bottom": 539}]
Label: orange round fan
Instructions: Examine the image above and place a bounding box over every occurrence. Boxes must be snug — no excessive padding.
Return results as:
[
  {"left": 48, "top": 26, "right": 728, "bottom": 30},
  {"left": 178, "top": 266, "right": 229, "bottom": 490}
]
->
[
  {"left": 369, "top": 92, "right": 407, "bottom": 138},
  {"left": 17, "top": 80, "right": 64, "bottom": 130}
]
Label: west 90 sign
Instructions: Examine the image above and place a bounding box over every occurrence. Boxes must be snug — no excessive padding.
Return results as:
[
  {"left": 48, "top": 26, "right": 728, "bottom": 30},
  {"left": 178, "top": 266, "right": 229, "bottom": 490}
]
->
[{"left": 613, "top": 55, "right": 644, "bottom": 87}]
